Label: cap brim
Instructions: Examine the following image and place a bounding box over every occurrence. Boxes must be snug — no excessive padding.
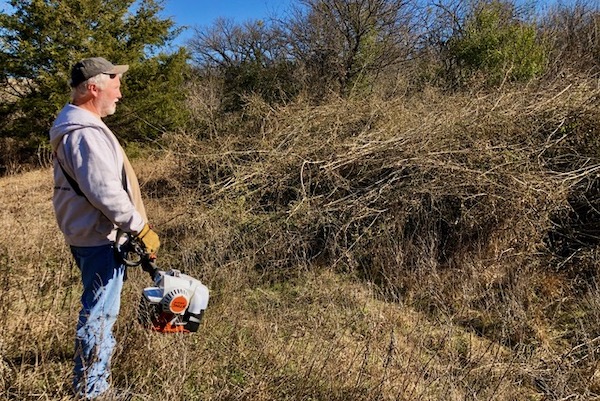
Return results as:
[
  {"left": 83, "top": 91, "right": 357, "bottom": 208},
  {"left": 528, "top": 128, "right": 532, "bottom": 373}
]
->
[{"left": 107, "top": 64, "right": 129, "bottom": 74}]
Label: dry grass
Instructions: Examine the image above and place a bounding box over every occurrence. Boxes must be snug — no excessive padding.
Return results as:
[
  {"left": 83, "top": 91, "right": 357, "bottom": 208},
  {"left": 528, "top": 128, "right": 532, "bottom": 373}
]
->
[{"left": 3, "top": 76, "right": 600, "bottom": 400}]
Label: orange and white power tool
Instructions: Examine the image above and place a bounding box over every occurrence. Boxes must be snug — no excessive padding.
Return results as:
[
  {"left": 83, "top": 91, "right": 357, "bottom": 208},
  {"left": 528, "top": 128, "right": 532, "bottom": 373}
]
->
[{"left": 116, "top": 230, "right": 209, "bottom": 333}]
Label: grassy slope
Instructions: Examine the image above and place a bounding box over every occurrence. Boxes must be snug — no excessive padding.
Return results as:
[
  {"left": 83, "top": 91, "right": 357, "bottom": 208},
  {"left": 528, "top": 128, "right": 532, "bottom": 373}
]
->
[
  {"left": 2, "top": 77, "right": 600, "bottom": 400},
  {"left": 0, "top": 169, "right": 534, "bottom": 400}
]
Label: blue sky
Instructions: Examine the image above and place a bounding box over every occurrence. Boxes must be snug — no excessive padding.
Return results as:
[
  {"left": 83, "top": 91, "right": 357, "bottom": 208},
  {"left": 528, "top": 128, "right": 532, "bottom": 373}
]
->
[
  {"left": 0, "top": 0, "right": 297, "bottom": 46},
  {"left": 161, "top": 0, "right": 296, "bottom": 45}
]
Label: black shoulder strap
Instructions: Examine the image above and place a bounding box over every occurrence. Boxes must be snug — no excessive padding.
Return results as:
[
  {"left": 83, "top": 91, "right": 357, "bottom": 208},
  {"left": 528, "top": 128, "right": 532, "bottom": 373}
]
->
[
  {"left": 122, "top": 165, "right": 128, "bottom": 194},
  {"left": 53, "top": 151, "right": 128, "bottom": 198},
  {"left": 55, "top": 154, "right": 86, "bottom": 197}
]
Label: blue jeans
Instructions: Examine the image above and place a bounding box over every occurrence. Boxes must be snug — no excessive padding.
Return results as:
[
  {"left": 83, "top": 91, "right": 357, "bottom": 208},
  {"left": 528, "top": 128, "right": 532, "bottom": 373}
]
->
[{"left": 70, "top": 244, "right": 125, "bottom": 399}]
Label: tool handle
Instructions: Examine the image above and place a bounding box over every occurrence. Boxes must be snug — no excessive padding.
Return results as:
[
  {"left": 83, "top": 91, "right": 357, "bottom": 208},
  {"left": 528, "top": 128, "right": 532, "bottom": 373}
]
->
[
  {"left": 115, "top": 229, "right": 160, "bottom": 280},
  {"left": 141, "top": 257, "right": 160, "bottom": 280}
]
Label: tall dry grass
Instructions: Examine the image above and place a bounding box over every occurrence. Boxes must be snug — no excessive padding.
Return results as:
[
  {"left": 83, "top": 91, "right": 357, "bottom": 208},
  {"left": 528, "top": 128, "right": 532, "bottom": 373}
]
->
[{"left": 2, "top": 74, "right": 600, "bottom": 400}]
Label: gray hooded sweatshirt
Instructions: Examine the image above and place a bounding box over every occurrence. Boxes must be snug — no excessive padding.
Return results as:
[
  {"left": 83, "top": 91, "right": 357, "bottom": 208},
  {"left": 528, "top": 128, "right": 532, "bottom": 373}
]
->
[{"left": 50, "top": 104, "right": 145, "bottom": 247}]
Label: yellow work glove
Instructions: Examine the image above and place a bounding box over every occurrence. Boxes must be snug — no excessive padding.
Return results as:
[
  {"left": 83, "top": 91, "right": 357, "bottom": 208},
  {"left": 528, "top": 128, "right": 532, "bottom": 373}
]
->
[{"left": 137, "top": 223, "right": 160, "bottom": 257}]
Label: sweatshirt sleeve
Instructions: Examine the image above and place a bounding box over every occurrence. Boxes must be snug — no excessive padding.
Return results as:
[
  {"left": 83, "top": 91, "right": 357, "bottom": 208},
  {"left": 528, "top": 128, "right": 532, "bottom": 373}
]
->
[{"left": 64, "top": 127, "right": 146, "bottom": 234}]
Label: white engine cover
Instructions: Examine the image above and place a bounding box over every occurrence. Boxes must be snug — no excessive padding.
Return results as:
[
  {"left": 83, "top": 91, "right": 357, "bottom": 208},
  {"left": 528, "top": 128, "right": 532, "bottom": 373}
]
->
[{"left": 142, "top": 269, "right": 209, "bottom": 315}]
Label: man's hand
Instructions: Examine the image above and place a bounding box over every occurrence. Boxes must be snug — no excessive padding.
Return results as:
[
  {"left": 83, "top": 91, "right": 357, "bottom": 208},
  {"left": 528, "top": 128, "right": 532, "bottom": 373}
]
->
[{"left": 137, "top": 223, "right": 160, "bottom": 257}]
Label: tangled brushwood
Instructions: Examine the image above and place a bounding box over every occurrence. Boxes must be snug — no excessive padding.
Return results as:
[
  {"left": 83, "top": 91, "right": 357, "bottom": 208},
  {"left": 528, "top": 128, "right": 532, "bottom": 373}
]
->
[
  {"left": 146, "top": 75, "right": 600, "bottom": 397},
  {"left": 171, "top": 77, "right": 598, "bottom": 280}
]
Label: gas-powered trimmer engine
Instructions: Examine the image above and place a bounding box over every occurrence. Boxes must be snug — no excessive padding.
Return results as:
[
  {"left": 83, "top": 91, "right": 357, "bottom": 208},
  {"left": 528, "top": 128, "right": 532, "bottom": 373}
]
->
[
  {"left": 139, "top": 269, "right": 209, "bottom": 333},
  {"left": 115, "top": 230, "right": 209, "bottom": 334}
]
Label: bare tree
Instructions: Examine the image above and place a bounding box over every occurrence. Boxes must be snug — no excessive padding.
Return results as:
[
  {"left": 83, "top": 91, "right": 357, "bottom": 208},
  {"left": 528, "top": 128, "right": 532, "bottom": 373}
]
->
[
  {"left": 189, "top": 18, "right": 288, "bottom": 71},
  {"left": 188, "top": 18, "right": 296, "bottom": 110},
  {"left": 540, "top": 0, "right": 600, "bottom": 76},
  {"left": 284, "top": 0, "right": 419, "bottom": 97}
]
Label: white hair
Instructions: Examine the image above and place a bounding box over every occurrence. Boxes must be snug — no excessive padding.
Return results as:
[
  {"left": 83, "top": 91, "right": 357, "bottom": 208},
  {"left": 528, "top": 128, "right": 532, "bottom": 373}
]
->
[{"left": 70, "top": 73, "right": 122, "bottom": 102}]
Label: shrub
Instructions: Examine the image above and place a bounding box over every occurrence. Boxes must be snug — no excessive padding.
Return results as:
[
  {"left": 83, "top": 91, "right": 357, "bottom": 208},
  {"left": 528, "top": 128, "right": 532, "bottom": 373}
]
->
[{"left": 446, "top": 1, "right": 547, "bottom": 86}]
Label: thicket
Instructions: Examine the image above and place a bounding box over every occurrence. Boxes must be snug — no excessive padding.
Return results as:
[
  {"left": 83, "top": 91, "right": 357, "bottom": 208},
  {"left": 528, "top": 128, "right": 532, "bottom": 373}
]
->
[
  {"left": 183, "top": 0, "right": 600, "bottom": 282},
  {"left": 188, "top": 0, "right": 555, "bottom": 108},
  {"left": 139, "top": 68, "right": 600, "bottom": 397},
  {"left": 175, "top": 0, "right": 600, "bottom": 396}
]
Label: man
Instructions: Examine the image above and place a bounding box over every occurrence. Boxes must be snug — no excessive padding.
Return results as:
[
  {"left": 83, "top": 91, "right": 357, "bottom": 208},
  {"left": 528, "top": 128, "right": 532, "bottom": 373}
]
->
[{"left": 49, "top": 57, "right": 160, "bottom": 400}]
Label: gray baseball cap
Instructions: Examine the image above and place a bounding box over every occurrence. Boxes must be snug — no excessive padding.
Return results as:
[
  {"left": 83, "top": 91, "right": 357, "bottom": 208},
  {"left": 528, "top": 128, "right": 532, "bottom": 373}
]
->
[{"left": 70, "top": 57, "right": 129, "bottom": 87}]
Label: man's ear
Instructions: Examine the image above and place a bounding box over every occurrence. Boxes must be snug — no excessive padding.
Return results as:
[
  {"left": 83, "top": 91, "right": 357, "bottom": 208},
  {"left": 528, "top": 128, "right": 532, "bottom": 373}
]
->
[{"left": 87, "top": 83, "right": 100, "bottom": 97}]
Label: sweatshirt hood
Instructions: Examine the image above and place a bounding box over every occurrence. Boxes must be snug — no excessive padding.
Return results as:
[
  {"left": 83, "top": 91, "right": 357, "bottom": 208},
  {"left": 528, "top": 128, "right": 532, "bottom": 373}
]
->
[{"left": 49, "top": 104, "right": 107, "bottom": 149}]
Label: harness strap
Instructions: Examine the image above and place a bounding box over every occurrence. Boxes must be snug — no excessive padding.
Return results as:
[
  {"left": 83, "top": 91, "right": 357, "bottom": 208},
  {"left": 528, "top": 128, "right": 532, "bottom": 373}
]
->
[
  {"left": 53, "top": 151, "right": 128, "bottom": 198},
  {"left": 55, "top": 155, "right": 85, "bottom": 196}
]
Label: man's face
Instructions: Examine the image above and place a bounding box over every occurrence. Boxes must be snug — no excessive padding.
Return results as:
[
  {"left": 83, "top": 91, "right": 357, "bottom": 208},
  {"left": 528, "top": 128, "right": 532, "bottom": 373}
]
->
[{"left": 96, "top": 74, "right": 122, "bottom": 117}]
